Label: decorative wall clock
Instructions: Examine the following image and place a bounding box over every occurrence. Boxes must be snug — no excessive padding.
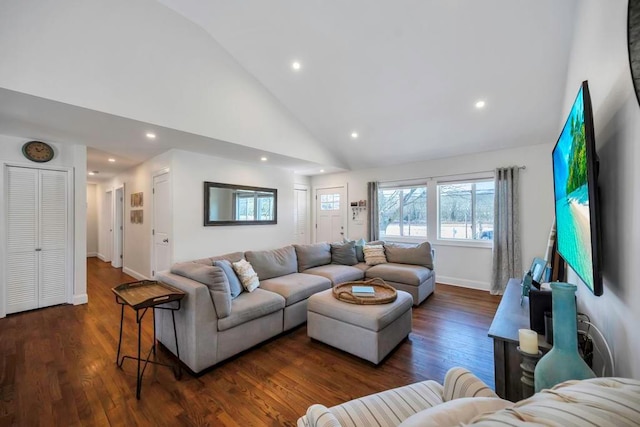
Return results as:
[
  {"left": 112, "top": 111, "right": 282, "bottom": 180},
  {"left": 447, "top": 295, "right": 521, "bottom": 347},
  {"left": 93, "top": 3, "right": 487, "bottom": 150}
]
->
[{"left": 22, "top": 141, "right": 54, "bottom": 163}]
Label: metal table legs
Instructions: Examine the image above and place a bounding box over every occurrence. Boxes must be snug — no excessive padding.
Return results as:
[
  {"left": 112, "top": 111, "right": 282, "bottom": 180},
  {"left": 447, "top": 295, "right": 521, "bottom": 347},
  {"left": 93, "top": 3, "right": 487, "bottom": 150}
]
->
[{"left": 115, "top": 301, "right": 182, "bottom": 399}]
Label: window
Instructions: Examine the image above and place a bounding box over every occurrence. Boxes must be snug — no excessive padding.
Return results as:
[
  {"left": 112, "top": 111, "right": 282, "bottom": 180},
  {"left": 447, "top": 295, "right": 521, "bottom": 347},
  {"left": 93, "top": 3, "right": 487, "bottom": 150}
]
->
[
  {"left": 320, "top": 193, "right": 340, "bottom": 211},
  {"left": 378, "top": 186, "right": 427, "bottom": 239},
  {"left": 438, "top": 180, "right": 494, "bottom": 240}
]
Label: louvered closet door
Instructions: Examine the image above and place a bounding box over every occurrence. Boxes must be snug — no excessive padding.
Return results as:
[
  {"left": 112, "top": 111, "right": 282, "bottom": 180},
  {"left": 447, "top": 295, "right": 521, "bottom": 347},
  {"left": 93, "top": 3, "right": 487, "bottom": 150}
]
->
[
  {"left": 38, "top": 169, "right": 68, "bottom": 308},
  {"left": 6, "top": 167, "right": 39, "bottom": 313},
  {"left": 6, "top": 167, "right": 68, "bottom": 314}
]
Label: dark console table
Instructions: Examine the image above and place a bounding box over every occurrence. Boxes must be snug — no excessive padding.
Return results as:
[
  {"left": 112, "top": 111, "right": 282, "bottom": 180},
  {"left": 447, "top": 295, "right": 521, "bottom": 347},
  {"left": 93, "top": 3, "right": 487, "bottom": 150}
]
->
[{"left": 488, "top": 278, "right": 550, "bottom": 402}]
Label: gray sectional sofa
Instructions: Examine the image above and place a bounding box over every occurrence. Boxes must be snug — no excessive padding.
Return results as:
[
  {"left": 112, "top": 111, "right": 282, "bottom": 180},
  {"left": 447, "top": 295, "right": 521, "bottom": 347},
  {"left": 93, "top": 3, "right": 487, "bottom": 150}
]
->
[{"left": 155, "top": 241, "right": 435, "bottom": 374}]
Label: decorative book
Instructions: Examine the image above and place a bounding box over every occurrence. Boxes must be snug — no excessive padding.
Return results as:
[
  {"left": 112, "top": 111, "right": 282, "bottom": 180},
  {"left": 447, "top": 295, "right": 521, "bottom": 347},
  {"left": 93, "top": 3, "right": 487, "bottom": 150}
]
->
[{"left": 352, "top": 285, "right": 375, "bottom": 297}]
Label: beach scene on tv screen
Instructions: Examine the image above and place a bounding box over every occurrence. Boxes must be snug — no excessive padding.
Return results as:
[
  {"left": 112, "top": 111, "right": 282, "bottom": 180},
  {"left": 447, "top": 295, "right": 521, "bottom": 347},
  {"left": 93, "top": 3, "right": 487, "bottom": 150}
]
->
[{"left": 553, "top": 87, "right": 594, "bottom": 292}]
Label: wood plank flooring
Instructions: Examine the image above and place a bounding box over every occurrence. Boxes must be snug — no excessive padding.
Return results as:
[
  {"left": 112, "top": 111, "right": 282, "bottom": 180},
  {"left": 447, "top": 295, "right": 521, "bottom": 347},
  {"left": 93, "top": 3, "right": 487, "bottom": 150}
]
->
[{"left": 0, "top": 258, "right": 501, "bottom": 426}]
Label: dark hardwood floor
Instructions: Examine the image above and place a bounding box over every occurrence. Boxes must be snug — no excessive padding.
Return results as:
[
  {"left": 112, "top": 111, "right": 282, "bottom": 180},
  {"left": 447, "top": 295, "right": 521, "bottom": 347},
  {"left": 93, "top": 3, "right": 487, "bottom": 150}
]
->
[{"left": 0, "top": 258, "right": 501, "bottom": 426}]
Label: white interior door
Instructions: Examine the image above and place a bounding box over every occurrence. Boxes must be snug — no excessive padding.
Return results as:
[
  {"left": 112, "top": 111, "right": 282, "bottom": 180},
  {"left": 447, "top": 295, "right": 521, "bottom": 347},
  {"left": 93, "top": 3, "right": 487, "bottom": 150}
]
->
[
  {"left": 6, "top": 167, "right": 39, "bottom": 313},
  {"left": 104, "top": 190, "right": 112, "bottom": 262},
  {"left": 294, "top": 186, "right": 309, "bottom": 245},
  {"left": 112, "top": 187, "right": 123, "bottom": 268},
  {"left": 6, "top": 166, "right": 68, "bottom": 314},
  {"left": 152, "top": 171, "right": 171, "bottom": 277},
  {"left": 315, "top": 186, "right": 346, "bottom": 243},
  {"left": 38, "top": 170, "right": 68, "bottom": 308}
]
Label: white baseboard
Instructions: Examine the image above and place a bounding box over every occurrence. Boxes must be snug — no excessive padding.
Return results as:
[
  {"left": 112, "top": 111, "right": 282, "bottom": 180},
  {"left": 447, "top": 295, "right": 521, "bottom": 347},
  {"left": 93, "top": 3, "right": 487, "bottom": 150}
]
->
[
  {"left": 97, "top": 253, "right": 109, "bottom": 262},
  {"left": 87, "top": 252, "right": 97, "bottom": 258},
  {"left": 73, "top": 293, "right": 88, "bottom": 305},
  {"left": 123, "top": 267, "right": 148, "bottom": 281},
  {"left": 437, "top": 275, "right": 490, "bottom": 291}
]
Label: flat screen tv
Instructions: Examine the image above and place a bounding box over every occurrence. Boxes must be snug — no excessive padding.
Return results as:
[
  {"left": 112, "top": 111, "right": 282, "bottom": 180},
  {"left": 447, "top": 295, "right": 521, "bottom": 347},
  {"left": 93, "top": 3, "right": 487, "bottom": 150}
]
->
[{"left": 552, "top": 81, "right": 603, "bottom": 296}]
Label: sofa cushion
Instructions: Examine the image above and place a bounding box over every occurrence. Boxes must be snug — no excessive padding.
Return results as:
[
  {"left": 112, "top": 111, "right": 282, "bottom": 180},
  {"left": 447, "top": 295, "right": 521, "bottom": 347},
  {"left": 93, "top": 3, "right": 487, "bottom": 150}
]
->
[
  {"left": 331, "top": 241, "right": 358, "bottom": 266},
  {"left": 398, "top": 397, "right": 513, "bottom": 427},
  {"left": 294, "top": 243, "right": 331, "bottom": 272},
  {"left": 170, "top": 262, "right": 232, "bottom": 318},
  {"left": 303, "top": 264, "right": 365, "bottom": 285},
  {"left": 366, "top": 263, "right": 433, "bottom": 286},
  {"left": 213, "top": 259, "right": 243, "bottom": 299},
  {"left": 363, "top": 244, "right": 387, "bottom": 266},
  {"left": 245, "top": 246, "right": 298, "bottom": 280},
  {"left": 232, "top": 259, "right": 260, "bottom": 292},
  {"left": 384, "top": 241, "right": 434, "bottom": 269},
  {"left": 193, "top": 251, "right": 245, "bottom": 265},
  {"left": 260, "top": 273, "right": 331, "bottom": 306},
  {"left": 467, "top": 377, "right": 640, "bottom": 426},
  {"left": 344, "top": 238, "right": 368, "bottom": 263},
  {"left": 217, "top": 288, "right": 285, "bottom": 331},
  {"left": 352, "top": 262, "right": 370, "bottom": 273}
]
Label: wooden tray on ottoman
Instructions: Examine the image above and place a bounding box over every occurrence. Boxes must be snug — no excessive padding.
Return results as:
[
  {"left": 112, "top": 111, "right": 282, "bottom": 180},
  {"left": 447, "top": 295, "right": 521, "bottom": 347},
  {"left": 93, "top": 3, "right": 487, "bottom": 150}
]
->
[{"left": 332, "top": 278, "right": 397, "bottom": 305}]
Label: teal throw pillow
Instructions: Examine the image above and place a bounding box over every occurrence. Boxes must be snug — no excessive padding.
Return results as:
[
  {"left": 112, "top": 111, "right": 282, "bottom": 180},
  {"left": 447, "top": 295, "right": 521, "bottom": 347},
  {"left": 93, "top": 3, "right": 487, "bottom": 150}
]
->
[{"left": 213, "top": 260, "right": 243, "bottom": 298}]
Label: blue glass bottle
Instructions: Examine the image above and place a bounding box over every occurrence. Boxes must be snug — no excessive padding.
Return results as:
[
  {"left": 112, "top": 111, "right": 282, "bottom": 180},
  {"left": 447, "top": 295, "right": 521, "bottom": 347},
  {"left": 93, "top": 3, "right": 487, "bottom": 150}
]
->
[{"left": 534, "top": 282, "right": 595, "bottom": 392}]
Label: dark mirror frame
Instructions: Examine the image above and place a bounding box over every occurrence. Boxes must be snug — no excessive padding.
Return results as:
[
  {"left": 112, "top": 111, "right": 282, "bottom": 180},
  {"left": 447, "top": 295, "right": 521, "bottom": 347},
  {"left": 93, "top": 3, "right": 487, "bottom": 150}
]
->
[
  {"left": 203, "top": 181, "right": 278, "bottom": 226},
  {"left": 628, "top": 1, "right": 640, "bottom": 107}
]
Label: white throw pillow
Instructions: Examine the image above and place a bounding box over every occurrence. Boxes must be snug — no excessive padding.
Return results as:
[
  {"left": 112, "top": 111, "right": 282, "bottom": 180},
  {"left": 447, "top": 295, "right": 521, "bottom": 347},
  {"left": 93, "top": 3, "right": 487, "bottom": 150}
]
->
[
  {"left": 363, "top": 244, "right": 387, "bottom": 266},
  {"left": 232, "top": 259, "right": 260, "bottom": 292},
  {"left": 398, "top": 397, "right": 513, "bottom": 427}
]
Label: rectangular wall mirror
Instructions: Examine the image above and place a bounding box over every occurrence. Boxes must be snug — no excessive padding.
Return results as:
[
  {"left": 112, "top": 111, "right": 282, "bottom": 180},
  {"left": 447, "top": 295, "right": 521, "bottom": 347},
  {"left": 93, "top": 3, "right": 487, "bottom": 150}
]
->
[{"left": 204, "top": 182, "right": 277, "bottom": 226}]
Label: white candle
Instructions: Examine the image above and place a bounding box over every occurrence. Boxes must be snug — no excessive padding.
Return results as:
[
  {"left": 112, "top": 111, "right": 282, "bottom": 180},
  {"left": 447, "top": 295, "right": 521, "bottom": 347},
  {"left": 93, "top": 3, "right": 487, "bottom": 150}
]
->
[{"left": 519, "top": 329, "right": 538, "bottom": 355}]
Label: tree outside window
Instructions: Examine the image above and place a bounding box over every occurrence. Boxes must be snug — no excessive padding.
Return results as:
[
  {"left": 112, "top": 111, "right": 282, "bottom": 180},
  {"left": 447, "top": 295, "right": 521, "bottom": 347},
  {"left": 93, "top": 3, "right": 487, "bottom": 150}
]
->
[
  {"left": 378, "top": 186, "right": 427, "bottom": 238},
  {"left": 438, "top": 180, "right": 494, "bottom": 240}
]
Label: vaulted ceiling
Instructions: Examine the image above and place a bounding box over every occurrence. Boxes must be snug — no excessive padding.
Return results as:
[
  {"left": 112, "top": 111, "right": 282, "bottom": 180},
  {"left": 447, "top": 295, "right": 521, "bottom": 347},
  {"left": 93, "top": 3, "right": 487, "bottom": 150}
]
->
[{"left": 0, "top": 0, "right": 578, "bottom": 178}]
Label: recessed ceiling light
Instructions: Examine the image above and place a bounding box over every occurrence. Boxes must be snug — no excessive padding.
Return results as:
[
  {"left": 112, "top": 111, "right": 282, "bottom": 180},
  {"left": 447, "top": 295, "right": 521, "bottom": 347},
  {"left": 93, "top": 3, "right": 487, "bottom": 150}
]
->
[
  {"left": 320, "top": 169, "right": 325, "bottom": 173},
  {"left": 351, "top": 132, "right": 359, "bottom": 139},
  {"left": 146, "top": 132, "right": 156, "bottom": 139},
  {"left": 108, "top": 158, "right": 116, "bottom": 162},
  {"left": 475, "top": 100, "right": 486, "bottom": 109},
  {"left": 260, "top": 156, "right": 268, "bottom": 162},
  {"left": 292, "top": 61, "right": 301, "bottom": 71},
  {"left": 88, "top": 171, "right": 98, "bottom": 176}
]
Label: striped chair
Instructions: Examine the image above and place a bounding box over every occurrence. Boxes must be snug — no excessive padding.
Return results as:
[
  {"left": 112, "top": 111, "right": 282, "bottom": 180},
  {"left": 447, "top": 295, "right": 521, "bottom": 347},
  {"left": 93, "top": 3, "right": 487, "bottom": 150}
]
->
[
  {"left": 299, "top": 368, "right": 640, "bottom": 427},
  {"left": 297, "top": 367, "right": 497, "bottom": 427}
]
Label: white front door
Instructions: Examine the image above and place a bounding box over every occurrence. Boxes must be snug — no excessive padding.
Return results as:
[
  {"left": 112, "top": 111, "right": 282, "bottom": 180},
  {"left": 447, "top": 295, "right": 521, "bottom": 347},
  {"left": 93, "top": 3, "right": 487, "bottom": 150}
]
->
[
  {"left": 315, "top": 186, "right": 346, "bottom": 243},
  {"left": 152, "top": 172, "right": 171, "bottom": 277}
]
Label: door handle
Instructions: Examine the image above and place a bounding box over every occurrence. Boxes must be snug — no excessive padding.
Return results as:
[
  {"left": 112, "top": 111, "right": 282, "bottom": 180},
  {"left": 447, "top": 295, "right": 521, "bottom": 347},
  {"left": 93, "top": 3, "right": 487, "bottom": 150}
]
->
[
  {"left": 163, "top": 239, "right": 169, "bottom": 243},
  {"left": 35, "top": 248, "right": 42, "bottom": 251}
]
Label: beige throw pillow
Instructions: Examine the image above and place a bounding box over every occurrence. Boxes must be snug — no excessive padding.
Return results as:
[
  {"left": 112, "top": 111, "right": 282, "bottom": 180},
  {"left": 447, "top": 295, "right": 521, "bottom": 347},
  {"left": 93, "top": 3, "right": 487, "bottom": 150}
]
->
[
  {"left": 232, "top": 259, "right": 260, "bottom": 292},
  {"left": 363, "top": 244, "right": 387, "bottom": 266}
]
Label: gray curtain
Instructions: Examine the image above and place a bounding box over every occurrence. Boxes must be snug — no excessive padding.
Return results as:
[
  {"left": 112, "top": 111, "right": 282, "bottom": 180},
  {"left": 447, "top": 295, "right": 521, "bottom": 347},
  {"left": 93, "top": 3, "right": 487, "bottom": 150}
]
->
[
  {"left": 491, "top": 167, "right": 521, "bottom": 295},
  {"left": 367, "top": 181, "right": 379, "bottom": 241}
]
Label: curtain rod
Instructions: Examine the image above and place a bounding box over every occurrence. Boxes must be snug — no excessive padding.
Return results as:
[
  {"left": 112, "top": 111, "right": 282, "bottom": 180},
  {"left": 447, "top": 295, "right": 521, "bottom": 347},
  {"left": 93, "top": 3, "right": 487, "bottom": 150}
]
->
[{"left": 378, "top": 165, "right": 526, "bottom": 184}]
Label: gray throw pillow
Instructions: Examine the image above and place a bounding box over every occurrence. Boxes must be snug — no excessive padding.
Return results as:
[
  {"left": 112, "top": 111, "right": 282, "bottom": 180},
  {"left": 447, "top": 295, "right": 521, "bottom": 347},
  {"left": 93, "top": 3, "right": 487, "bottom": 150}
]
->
[
  {"left": 331, "top": 241, "right": 358, "bottom": 266},
  {"left": 213, "top": 260, "right": 243, "bottom": 298}
]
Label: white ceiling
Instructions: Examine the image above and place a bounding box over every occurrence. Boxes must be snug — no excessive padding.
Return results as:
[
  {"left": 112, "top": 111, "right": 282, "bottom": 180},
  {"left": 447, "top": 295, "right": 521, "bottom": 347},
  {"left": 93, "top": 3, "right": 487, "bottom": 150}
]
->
[
  {"left": 158, "top": 0, "right": 578, "bottom": 170},
  {"left": 0, "top": 1, "right": 579, "bottom": 176}
]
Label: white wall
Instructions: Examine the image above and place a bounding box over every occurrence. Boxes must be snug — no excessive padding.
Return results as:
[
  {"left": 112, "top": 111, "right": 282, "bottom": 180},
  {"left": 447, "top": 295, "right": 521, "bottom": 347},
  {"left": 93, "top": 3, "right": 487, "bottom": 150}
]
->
[
  {"left": 171, "top": 149, "right": 297, "bottom": 262},
  {"left": 311, "top": 143, "right": 555, "bottom": 290},
  {"left": 0, "top": 134, "right": 87, "bottom": 316},
  {"left": 86, "top": 184, "right": 98, "bottom": 256},
  {"left": 560, "top": 0, "right": 640, "bottom": 379},
  {"left": 0, "top": 0, "right": 342, "bottom": 168},
  {"left": 97, "top": 151, "right": 172, "bottom": 279}
]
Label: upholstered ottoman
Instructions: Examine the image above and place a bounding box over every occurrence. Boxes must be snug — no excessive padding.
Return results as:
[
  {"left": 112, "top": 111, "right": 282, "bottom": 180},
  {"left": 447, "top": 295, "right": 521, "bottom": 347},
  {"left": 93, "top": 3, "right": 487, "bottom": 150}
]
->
[{"left": 307, "top": 289, "right": 412, "bottom": 364}]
